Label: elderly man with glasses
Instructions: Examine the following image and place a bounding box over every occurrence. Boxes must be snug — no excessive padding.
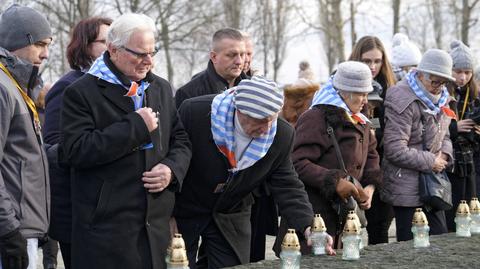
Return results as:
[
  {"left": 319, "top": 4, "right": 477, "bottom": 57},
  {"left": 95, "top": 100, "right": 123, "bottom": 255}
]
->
[{"left": 60, "top": 13, "right": 191, "bottom": 269}]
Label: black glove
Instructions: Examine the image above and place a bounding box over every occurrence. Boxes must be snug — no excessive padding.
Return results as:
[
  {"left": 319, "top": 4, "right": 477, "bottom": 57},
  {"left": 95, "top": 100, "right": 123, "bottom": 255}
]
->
[{"left": 0, "top": 229, "right": 28, "bottom": 269}]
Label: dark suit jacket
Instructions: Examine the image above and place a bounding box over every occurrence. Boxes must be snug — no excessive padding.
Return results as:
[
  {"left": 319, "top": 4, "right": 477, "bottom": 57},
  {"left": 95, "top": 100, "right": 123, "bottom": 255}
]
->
[
  {"left": 175, "top": 94, "right": 313, "bottom": 265},
  {"left": 174, "top": 60, "right": 247, "bottom": 108},
  {"left": 61, "top": 71, "right": 191, "bottom": 269}
]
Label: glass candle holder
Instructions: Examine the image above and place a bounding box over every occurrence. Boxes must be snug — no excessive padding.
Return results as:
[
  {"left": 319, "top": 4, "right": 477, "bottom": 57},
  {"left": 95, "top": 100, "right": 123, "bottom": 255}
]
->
[
  {"left": 280, "top": 229, "right": 301, "bottom": 269},
  {"left": 411, "top": 225, "right": 430, "bottom": 248},
  {"left": 342, "top": 233, "right": 361, "bottom": 260},
  {"left": 311, "top": 230, "right": 328, "bottom": 255},
  {"left": 456, "top": 200, "right": 471, "bottom": 237}
]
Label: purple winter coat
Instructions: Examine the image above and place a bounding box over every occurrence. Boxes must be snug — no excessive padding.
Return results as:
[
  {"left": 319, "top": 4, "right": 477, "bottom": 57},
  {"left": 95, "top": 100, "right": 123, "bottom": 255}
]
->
[{"left": 381, "top": 79, "right": 453, "bottom": 207}]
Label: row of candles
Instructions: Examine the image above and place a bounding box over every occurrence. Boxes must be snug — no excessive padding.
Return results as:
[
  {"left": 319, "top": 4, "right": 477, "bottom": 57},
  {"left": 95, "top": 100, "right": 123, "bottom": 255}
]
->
[
  {"left": 280, "top": 197, "right": 480, "bottom": 268},
  {"left": 164, "top": 197, "right": 480, "bottom": 268}
]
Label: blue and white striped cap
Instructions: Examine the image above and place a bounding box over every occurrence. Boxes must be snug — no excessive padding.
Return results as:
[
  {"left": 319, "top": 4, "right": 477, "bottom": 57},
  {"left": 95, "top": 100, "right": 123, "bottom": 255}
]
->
[{"left": 234, "top": 76, "right": 284, "bottom": 119}]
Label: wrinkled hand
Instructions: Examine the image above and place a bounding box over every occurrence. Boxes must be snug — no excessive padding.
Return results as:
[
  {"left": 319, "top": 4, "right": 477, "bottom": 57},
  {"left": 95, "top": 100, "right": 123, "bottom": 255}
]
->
[
  {"left": 359, "top": 185, "right": 375, "bottom": 210},
  {"left": 136, "top": 107, "right": 158, "bottom": 132},
  {"left": 457, "top": 119, "right": 475, "bottom": 133},
  {"left": 0, "top": 229, "right": 28, "bottom": 269},
  {"left": 432, "top": 152, "right": 448, "bottom": 173},
  {"left": 304, "top": 227, "right": 336, "bottom": 256},
  {"left": 336, "top": 178, "right": 360, "bottom": 202},
  {"left": 142, "top": 163, "right": 172, "bottom": 193}
]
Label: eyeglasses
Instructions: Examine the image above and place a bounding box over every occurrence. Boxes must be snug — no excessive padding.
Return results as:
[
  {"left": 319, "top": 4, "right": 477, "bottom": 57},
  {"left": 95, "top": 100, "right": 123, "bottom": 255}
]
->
[
  {"left": 121, "top": 46, "right": 158, "bottom": 59},
  {"left": 424, "top": 74, "right": 448, "bottom": 88}
]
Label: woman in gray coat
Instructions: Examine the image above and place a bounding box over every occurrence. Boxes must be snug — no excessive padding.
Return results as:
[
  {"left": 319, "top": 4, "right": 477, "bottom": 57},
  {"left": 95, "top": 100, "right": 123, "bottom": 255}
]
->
[{"left": 382, "top": 49, "right": 455, "bottom": 241}]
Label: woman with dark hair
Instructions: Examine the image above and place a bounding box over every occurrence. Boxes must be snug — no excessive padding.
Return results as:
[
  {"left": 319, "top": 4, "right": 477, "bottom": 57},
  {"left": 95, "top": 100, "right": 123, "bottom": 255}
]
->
[
  {"left": 43, "top": 16, "right": 112, "bottom": 269},
  {"left": 445, "top": 40, "right": 480, "bottom": 231},
  {"left": 348, "top": 35, "right": 396, "bottom": 245}
]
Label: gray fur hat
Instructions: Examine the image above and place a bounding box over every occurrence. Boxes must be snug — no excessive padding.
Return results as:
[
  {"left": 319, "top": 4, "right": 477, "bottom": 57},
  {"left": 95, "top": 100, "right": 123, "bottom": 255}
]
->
[
  {"left": 417, "top": 49, "right": 455, "bottom": 81},
  {"left": 450, "top": 40, "right": 474, "bottom": 70},
  {"left": 0, "top": 4, "right": 52, "bottom": 51},
  {"left": 333, "top": 61, "right": 373, "bottom": 93}
]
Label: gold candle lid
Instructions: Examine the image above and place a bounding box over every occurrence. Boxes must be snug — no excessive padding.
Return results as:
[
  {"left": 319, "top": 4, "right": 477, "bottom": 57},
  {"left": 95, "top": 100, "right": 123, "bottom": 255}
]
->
[
  {"left": 347, "top": 211, "right": 361, "bottom": 230},
  {"left": 412, "top": 208, "right": 428, "bottom": 226},
  {"left": 167, "top": 233, "right": 186, "bottom": 256},
  {"left": 457, "top": 200, "right": 471, "bottom": 216},
  {"left": 169, "top": 248, "right": 189, "bottom": 265},
  {"left": 281, "top": 229, "right": 300, "bottom": 251},
  {"left": 343, "top": 217, "right": 360, "bottom": 235},
  {"left": 469, "top": 198, "right": 480, "bottom": 214},
  {"left": 311, "top": 214, "right": 327, "bottom": 232}
]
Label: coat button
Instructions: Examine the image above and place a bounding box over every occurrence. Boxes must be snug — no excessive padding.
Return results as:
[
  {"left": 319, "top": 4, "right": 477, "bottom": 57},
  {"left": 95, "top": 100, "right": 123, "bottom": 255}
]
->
[
  {"left": 146, "top": 220, "right": 150, "bottom": 226},
  {"left": 359, "top": 138, "right": 364, "bottom": 143},
  {"left": 356, "top": 165, "right": 361, "bottom": 170}
]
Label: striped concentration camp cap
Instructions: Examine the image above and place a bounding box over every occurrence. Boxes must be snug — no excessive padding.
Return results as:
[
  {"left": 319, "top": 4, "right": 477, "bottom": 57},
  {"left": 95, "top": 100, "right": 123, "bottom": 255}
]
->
[{"left": 234, "top": 76, "right": 284, "bottom": 119}]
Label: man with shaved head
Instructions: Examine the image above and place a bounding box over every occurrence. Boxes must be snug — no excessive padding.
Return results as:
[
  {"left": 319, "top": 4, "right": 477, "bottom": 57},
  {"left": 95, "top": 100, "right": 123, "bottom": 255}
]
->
[{"left": 175, "top": 28, "right": 248, "bottom": 108}]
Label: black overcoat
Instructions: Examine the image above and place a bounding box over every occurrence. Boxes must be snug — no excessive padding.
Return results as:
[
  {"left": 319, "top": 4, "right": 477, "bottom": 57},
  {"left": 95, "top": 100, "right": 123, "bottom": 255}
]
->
[
  {"left": 61, "top": 72, "right": 191, "bottom": 269},
  {"left": 175, "top": 95, "right": 313, "bottom": 265}
]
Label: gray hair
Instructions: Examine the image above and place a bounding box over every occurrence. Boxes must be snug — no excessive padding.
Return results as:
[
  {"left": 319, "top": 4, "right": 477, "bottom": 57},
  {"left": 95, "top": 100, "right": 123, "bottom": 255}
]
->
[
  {"left": 107, "top": 13, "right": 156, "bottom": 48},
  {"left": 211, "top": 28, "right": 243, "bottom": 51}
]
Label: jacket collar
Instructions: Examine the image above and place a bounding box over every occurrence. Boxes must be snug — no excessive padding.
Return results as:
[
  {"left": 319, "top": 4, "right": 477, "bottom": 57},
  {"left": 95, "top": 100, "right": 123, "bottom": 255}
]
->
[
  {"left": 0, "top": 47, "right": 43, "bottom": 96},
  {"left": 206, "top": 60, "right": 247, "bottom": 91}
]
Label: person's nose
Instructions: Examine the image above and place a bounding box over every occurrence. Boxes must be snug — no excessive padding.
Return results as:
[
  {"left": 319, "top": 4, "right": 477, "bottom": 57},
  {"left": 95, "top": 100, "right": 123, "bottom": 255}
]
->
[{"left": 40, "top": 47, "right": 49, "bottom": 60}]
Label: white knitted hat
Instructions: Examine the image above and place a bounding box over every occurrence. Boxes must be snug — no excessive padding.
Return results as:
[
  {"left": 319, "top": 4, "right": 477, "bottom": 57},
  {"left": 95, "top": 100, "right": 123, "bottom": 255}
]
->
[
  {"left": 391, "top": 33, "right": 422, "bottom": 68},
  {"left": 333, "top": 61, "right": 373, "bottom": 93}
]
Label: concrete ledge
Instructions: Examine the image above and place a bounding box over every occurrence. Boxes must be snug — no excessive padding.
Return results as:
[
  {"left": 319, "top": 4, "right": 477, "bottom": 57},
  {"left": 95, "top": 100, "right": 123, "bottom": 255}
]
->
[{"left": 228, "top": 233, "right": 480, "bottom": 268}]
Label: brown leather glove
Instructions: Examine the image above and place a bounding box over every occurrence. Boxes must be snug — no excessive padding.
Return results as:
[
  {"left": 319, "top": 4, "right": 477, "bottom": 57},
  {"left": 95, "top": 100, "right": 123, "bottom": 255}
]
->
[{"left": 335, "top": 178, "right": 360, "bottom": 201}]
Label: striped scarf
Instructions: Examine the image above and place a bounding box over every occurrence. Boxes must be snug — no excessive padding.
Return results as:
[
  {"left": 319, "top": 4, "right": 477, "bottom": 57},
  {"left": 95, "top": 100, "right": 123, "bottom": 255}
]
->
[
  {"left": 88, "top": 54, "right": 153, "bottom": 149},
  {"left": 88, "top": 54, "right": 150, "bottom": 110},
  {"left": 211, "top": 88, "right": 277, "bottom": 172},
  {"left": 406, "top": 70, "right": 449, "bottom": 115},
  {"left": 310, "top": 77, "right": 370, "bottom": 124}
]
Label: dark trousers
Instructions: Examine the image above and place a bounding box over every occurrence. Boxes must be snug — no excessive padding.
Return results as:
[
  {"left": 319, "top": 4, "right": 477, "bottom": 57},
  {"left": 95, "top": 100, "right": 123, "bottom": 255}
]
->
[
  {"left": 393, "top": 206, "right": 448, "bottom": 241},
  {"left": 249, "top": 195, "right": 278, "bottom": 262},
  {"left": 176, "top": 217, "right": 240, "bottom": 269},
  {"left": 58, "top": 242, "right": 71, "bottom": 269},
  {"left": 446, "top": 171, "right": 476, "bottom": 231},
  {"left": 365, "top": 192, "right": 394, "bottom": 244}
]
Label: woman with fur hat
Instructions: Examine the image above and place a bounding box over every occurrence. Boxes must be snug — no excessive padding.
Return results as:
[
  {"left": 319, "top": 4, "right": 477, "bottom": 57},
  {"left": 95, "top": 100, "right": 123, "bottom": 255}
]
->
[
  {"left": 275, "top": 61, "right": 382, "bottom": 251},
  {"left": 444, "top": 40, "right": 480, "bottom": 231},
  {"left": 348, "top": 35, "right": 396, "bottom": 245},
  {"left": 281, "top": 61, "right": 320, "bottom": 125}
]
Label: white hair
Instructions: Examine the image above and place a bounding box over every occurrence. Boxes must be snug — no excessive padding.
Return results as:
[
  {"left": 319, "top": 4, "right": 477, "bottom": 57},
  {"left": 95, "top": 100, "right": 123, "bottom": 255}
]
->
[{"left": 107, "top": 13, "right": 156, "bottom": 48}]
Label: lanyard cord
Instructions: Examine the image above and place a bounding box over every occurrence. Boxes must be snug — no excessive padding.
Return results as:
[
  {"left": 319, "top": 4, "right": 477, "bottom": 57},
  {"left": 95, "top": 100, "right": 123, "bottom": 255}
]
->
[
  {"left": 0, "top": 62, "right": 43, "bottom": 143},
  {"left": 460, "top": 85, "right": 470, "bottom": 120},
  {"left": 0, "top": 63, "right": 40, "bottom": 123}
]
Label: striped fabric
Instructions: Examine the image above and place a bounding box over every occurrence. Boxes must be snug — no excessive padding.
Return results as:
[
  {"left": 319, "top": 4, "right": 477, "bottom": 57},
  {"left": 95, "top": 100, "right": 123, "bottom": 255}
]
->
[
  {"left": 88, "top": 54, "right": 153, "bottom": 149},
  {"left": 211, "top": 87, "right": 277, "bottom": 172},
  {"left": 88, "top": 53, "right": 150, "bottom": 110},
  {"left": 310, "top": 77, "right": 370, "bottom": 124},
  {"left": 406, "top": 70, "right": 449, "bottom": 115},
  {"left": 234, "top": 76, "right": 284, "bottom": 119}
]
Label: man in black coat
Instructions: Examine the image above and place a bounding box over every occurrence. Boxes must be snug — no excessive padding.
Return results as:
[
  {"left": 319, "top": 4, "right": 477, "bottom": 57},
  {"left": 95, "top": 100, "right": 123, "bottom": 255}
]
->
[
  {"left": 175, "top": 77, "right": 333, "bottom": 269},
  {"left": 175, "top": 28, "right": 248, "bottom": 108},
  {"left": 60, "top": 13, "right": 191, "bottom": 269}
]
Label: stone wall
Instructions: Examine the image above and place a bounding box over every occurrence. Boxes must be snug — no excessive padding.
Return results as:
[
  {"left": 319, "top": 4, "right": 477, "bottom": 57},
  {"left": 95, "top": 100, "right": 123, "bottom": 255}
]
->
[{"left": 228, "top": 233, "right": 480, "bottom": 268}]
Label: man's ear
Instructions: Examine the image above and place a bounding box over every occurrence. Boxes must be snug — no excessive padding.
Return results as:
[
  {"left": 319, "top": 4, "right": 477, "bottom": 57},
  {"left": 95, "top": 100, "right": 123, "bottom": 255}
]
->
[
  {"left": 108, "top": 43, "right": 117, "bottom": 59},
  {"left": 210, "top": 51, "right": 217, "bottom": 63}
]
